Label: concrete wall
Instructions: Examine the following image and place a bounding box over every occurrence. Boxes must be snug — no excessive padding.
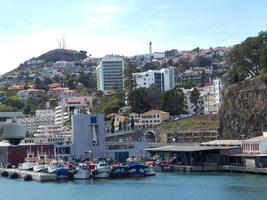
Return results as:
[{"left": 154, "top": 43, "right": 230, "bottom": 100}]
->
[
  {"left": 105, "top": 141, "right": 148, "bottom": 160},
  {"left": 71, "top": 114, "right": 105, "bottom": 159}
]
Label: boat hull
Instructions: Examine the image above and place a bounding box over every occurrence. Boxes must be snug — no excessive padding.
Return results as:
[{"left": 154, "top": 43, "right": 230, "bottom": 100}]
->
[
  {"left": 110, "top": 167, "right": 127, "bottom": 178},
  {"left": 92, "top": 168, "right": 110, "bottom": 178},
  {"left": 144, "top": 167, "right": 156, "bottom": 176},
  {"left": 74, "top": 169, "right": 91, "bottom": 179},
  {"left": 127, "top": 163, "right": 145, "bottom": 177}
]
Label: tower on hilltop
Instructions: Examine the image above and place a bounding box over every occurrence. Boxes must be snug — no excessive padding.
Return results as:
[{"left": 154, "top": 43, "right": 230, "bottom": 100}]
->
[{"left": 149, "top": 41, "right": 152, "bottom": 56}]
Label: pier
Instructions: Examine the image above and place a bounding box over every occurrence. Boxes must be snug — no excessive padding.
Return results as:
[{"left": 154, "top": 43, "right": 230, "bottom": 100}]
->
[
  {"left": 0, "top": 168, "right": 57, "bottom": 182},
  {"left": 221, "top": 165, "right": 267, "bottom": 174}
]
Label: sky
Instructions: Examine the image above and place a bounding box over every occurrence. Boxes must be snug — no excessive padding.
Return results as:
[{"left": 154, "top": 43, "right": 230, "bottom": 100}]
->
[{"left": 0, "top": 0, "right": 267, "bottom": 75}]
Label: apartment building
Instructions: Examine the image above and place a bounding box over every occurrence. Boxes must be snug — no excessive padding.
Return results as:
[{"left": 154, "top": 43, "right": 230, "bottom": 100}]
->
[{"left": 96, "top": 56, "right": 124, "bottom": 92}]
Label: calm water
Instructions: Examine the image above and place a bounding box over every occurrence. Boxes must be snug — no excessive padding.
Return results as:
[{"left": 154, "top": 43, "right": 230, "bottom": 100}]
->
[{"left": 1, "top": 172, "right": 267, "bottom": 200}]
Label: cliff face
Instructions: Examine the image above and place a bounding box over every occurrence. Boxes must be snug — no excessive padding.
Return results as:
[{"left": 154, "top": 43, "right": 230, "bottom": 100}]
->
[{"left": 219, "top": 76, "right": 267, "bottom": 139}]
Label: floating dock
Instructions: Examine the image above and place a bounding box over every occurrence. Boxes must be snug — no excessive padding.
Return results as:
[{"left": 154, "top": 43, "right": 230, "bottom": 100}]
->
[{"left": 0, "top": 168, "right": 57, "bottom": 182}]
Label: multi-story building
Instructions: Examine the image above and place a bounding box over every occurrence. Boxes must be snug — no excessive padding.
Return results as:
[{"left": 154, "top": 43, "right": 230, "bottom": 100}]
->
[
  {"left": 133, "top": 66, "right": 175, "bottom": 91},
  {"left": 54, "top": 96, "right": 93, "bottom": 135},
  {"left": 72, "top": 113, "right": 105, "bottom": 159},
  {"left": 213, "top": 79, "right": 224, "bottom": 111},
  {"left": 129, "top": 109, "right": 169, "bottom": 127},
  {"left": 18, "top": 110, "right": 55, "bottom": 135},
  {"left": 96, "top": 56, "right": 124, "bottom": 92}
]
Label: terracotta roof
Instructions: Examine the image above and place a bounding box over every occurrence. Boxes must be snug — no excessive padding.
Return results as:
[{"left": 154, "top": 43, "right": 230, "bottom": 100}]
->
[{"left": 143, "top": 109, "right": 169, "bottom": 115}]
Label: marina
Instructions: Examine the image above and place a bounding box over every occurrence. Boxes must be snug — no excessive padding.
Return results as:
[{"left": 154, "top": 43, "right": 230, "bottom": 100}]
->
[{"left": 1, "top": 172, "right": 267, "bottom": 200}]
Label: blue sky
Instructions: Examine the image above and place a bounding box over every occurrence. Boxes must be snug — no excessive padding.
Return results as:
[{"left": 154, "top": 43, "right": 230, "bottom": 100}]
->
[{"left": 0, "top": 0, "right": 267, "bottom": 74}]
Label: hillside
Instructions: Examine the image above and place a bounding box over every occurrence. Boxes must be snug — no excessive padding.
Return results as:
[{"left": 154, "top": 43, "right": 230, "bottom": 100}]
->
[
  {"left": 219, "top": 75, "right": 267, "bottom": 139},
  {"left": 158, "top": 116, "right": 219, "bottom": 130},
  {"left": 36, "top": 49, "right": 87, "bottom": 62}
]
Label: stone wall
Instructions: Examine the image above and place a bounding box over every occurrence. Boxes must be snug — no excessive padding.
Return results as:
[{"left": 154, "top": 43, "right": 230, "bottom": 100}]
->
[{"left": 219, "top": 76, "right": 267, "bottom": 139}]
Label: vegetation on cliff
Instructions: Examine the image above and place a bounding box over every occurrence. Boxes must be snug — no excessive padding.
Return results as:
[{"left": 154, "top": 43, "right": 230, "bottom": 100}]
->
[{"left": 227, "top": 31, "right": 267, "bottom": 84}]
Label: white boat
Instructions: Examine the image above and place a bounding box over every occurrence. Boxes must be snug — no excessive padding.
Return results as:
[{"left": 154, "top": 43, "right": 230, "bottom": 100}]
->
[
  {"left": 92, "top": 161, "right": 110, "bottom": 178},
  {"left": 33, "top": 164, "right": 48, "bottom": 173},
  {"left": 144, "top": 166, "right": 156, "bottom": 176},
  {"left": 74, "top": 163, "right": 91, "bottom": 179},
  {"left": 18, "top": 162, "right": 34, "bottom": 171}
]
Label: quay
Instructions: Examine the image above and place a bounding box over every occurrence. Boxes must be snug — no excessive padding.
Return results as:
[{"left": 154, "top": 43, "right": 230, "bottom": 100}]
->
[
  {"left": 0, "top": 168, "right": 57, "bottom": 182},
  {"left": 221, "top": 165, "right": 267, "bottom": 174}
]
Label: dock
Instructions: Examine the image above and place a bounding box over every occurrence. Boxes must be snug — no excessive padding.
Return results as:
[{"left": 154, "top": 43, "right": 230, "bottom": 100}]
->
[
  {"left": 222, "top": 165, "right": 267, "bottom": 174},
  {"left": 0, "top": 168, "right": 57, "bottom": 182},
  {"left": 172, "top": 165, "right": 219, "bottom": 172}
]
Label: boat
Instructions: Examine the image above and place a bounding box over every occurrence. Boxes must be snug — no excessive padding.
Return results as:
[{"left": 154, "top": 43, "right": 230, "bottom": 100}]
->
[
  {"left": 48, "top": 161, "right": 69, "bottom": 179},
  {"left": 18, "top": 162, "right": 34, "bottom": 171},
  {"left": 92, "top": 160, "right": 110, "bottom": 178},
  {"left": 144, "top": 161, "right": 156, "bottom": 176},
  {"left": 159, "top": 160, "right": 173, "bottom": 172},
  {"left": 144, "top": 166, "right": 156, "bottom": 176},
  {"left": 127, "top": 163, "right": 145, "bottom": 177},
  {"left": 33, "top": 164, "right": 48, "bottom": 173},
  {"left": 18, "top": 150, "right": 35, "bottom": 170},
  {"left": 74, "top": 163, "right": 91, "bottom": 179},
  {"left": 110, "top": 166, "right": 127, "bottom": 178}
]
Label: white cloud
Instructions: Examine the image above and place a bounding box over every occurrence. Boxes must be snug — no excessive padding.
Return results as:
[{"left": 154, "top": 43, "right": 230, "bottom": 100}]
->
[{"left": 0, "top": 27, "right": 148, "bottom": 75}]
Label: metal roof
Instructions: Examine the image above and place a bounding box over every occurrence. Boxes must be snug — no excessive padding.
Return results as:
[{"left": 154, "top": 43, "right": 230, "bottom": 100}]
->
[
  {"left": 201, "top": 140, "right": 241, "bottom": 146},
  {"left": 143, "top": 144, "right": 239, "bottom": 152}
]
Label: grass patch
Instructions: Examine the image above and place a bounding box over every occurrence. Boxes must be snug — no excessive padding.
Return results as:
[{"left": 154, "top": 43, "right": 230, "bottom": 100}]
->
[{"left": 159, "top": 117, "right": 219, "bottom": 130}]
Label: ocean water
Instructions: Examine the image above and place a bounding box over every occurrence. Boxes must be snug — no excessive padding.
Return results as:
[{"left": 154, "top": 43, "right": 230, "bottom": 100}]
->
[{"left": 0, "top": 172, "right": 267, "bottom": 200}]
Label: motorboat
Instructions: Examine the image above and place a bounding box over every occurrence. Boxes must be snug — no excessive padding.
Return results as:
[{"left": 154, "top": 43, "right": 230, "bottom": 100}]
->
[
  {"left": 74, "top": 163, "right": 91, "bottom": 179},
  {"left": 92, "top": 160, "right": 110, "bottom": 178},
  {"left": 110, "top": 165, "right": 127, "bottom": 178}
]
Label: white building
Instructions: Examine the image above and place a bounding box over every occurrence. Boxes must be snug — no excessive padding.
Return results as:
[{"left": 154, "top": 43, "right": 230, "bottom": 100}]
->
[
  {"left": 96, "top": 56, "right": 124, "bottom": 92},
  {"left": 182, "top": 88, "right": 195, "bottom": 115},
  {"left": 54, "top": 96, "right": 93, "bottom": 135},
  {"left": 213, "top": 79, "right": 224, "bottom": 111},
  {"left": 133, "top": 66, "right": 175, "bottom": 91},
  {"left": 18, "top": 110, "right": 55, "bottom": 135}
]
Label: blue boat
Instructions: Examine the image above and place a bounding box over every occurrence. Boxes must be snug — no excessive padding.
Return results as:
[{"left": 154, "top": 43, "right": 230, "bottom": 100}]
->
[
  {"left": 48, "top": 163, "right": 69, "bottom": 179},
  {"left": 127, "top": 163, "right": 145, "bottom": 177}
]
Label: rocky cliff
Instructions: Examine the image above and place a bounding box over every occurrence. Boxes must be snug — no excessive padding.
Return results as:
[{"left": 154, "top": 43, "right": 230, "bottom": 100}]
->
[{"left": 219, "top": 76, "right": 267, "bottom": 139}]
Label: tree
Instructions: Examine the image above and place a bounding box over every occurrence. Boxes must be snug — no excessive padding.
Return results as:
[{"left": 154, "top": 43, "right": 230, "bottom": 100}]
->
[
  {"left": 190, "top": 88, "right": 200, "bottom": 114},
  {"left": 161, "top": 88, "right": 185, "bottom": 115},
  {"left": 118, "top": 121, "right": 122, "bottom": 131},
  {"left": 200, "top": 69, "right": 206, "bottom": 87},
  {"left": 110, "top": 115, "right": 115, "bottom": 133},
  {"left": 130, "top": 116, "right": 135, "bottom": 130},
  {"left": 124, "top": 59, "right": 137, "bottom": 92},
  {"left": 196, "top": 56, "right": 212, "bottom": 67},
  {"left": 227, "top": 31, "right": 267, "bottom": 83},
  {"left": 128, "top": 88, "right": 150, "bottom": 113},
  {"left": 123, "top": 121, "right": 126, "bottom": 130}
]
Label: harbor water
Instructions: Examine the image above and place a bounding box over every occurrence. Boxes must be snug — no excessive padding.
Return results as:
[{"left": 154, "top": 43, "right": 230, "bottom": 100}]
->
[{"left": 1, "top": 172, "right": 267, "bottom": 200}]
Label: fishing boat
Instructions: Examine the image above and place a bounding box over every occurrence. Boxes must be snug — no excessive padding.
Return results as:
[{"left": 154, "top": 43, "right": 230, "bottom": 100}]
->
[
  {"left": 127, "top": 163, "right": 145, "bottom": 177},
  {"left": 74, "top": 163, "right": 91, "bottom": 179},
  {"left": 48, "top": 161, "right": 69, "bottom": 179},
  {"left": 18, "top": 150, "right": 36, "bottom": 170},
  {"left": 144, "top": 166, "right": 156, "bottom": 176},
  {"left": 18, "top": 162, "right": 34, "bottom": 171},
  {"left": 110, "top": 165, "right": 127, "bottom": 178},
  {"left": 144, "top": 161, "right": 156, "bottom": 176},
  {"left": 33, "top": 164, "right": 48, "bottom": 173},
  {"left": 92, "top": 160, "right": 110, "bottom": 178}
]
